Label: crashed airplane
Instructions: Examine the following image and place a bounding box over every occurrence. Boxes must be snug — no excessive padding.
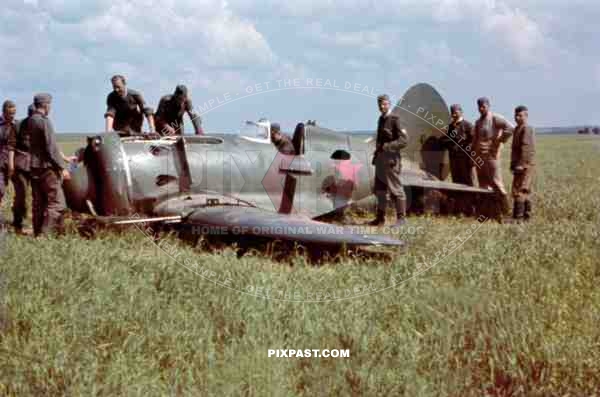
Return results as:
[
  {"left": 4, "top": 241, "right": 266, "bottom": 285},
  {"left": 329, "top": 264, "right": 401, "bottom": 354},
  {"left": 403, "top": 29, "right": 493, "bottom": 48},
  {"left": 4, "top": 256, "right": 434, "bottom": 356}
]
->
[{"left": 62, "top": 83, "right": 494, "bottom": 258}]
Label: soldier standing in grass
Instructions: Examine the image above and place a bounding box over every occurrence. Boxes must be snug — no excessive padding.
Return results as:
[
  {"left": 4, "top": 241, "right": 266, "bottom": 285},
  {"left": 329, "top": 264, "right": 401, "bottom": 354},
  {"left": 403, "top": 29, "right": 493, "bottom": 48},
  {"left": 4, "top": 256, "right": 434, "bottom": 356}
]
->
[
  {"left": 510, "top": 105, "right": 536, "bottom": 221},
  {"left": 6, "top": 102, "right": 33, "bottom": 234},
  {"left": 472, "top": 97, "right": 514, "bottom": 218},
  {"left": 105, "top": 75, "right": 155, "bottom": 136},
  {"left": 154, "top": 85, "right": 204, "bottom": 136},
  {"left": 0, "top": 101, "right": 17, "bottom": 219},
  {"left": 440, "top": 104, "right": 475, "bottom": 186},
  {"left": 369, "top": 94, "right": 409, "bottom": 226},
  {"left": 23, "top": 94, "right": 70, "bottom": 236}
]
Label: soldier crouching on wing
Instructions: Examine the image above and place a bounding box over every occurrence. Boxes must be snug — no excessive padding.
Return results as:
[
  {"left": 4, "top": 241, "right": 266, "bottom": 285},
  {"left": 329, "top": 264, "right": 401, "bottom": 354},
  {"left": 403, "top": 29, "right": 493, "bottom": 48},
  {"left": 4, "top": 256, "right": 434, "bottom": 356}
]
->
[
  {"left": 155, "top": 85, "right": 204, "bottom": 136},
  {"left": 510, "top": 105, "right": 536, "bottom": 222},
  {"left": 105, "top": 75, "right": 155, "bottom": 136},
  {"left": 22, "top": 94, "right": 71, "bottom": 237},
  {"left": 472, "top": 97, "right": 513, "bottom": 218},
  {"left": 369, "top": 94, "right": 409, "bottom": 227}
]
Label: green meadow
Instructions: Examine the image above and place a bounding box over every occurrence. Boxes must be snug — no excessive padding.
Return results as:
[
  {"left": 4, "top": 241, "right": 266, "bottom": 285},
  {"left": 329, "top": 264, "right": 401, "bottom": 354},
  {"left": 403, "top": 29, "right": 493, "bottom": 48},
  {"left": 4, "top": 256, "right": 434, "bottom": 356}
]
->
[{"left": 1, "top": 135, "right": 599, "bottom": 396}]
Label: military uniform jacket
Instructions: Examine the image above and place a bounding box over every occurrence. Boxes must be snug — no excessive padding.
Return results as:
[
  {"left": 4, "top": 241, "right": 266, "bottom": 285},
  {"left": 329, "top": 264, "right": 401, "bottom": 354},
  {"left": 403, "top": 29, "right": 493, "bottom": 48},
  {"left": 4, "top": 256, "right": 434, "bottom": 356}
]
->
[
  {"left": 274, "top": 134, "right": 295, "bottom": 155},
  {"left": 373, "top": 112, "right": 408, "bottom": 196},
  {"left": 105, "top": 89, "right": 153, "bottom": 133},
  {"left": 8, "top": 118, "right": 31, "bottom": 172},
  {"left": 23, "top": 113, "right": 65, "bottom": 171},
  {"left": 441, "top": 119, "right": 474, "bottom": 159},
  {"left": 374, "top": 112, "right": 408, "bottom": 164},
  {"left": 0, "top": 119, "right": 15, "bottom": 169},
  {"left": 155, "top": 95, "right": 202, "bottom": 135},
  {"left": 510, "top": 124, "right": 535, "bottom": 171}
]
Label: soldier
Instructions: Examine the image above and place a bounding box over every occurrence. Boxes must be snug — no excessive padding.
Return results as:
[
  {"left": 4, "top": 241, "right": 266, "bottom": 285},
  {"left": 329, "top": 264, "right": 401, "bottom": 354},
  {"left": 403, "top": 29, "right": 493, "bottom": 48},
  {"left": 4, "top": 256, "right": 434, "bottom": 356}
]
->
[
  {"left": 154, "top": 85, "right": 204, "bottom": 136},
  {"left": 270, "top": 123, "right": 295, "bottom": 155},
  {"left": 510, "top": 105, "right": 536, "bottom": 221},
  {"left": 472, "top": 97, "right": 513, "bottom": 216},
  {"left": 6, "top": 103, "right": 33, "bottom": 234},
  {"left": 440, "top": 104, "right": 475, "bottom": 186},
  {"left": 0, "top": 101, "right": 17, "bottom": 218},
  {"left": 22, "top": 94, "right": 71, "bottom": 236},
  {"left": 368, "top": 94, "right": 408, "bottom": 226},
  {"left": 105, "top": 75, "right": 155, "bottom": 136}
]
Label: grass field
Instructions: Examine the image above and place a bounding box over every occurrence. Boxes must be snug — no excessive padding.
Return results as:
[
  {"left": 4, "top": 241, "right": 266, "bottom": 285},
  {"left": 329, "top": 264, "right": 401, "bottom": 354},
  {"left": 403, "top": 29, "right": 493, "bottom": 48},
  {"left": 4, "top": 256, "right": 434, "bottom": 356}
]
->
[{"left": 1, "top": 135, "right": 599, "bottom": 396}]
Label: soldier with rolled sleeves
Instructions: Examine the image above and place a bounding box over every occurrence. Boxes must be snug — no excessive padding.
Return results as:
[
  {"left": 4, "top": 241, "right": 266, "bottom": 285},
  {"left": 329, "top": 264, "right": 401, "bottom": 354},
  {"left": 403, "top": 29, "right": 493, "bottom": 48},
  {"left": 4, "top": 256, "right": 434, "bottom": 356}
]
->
[
  {"left": 155, "top": 85, "right": 204, "bottom": 136},
  {"left": 472, "top": 97, "right": 513, "bottom": 217},
  {"left": 6, "top": 103, "right": 34, "bottom": 234},
  {"left": 22, "top": 94, "right": 71, "bottom": 236},
  {"left": 510, "top": 105, "right": 536, "bottom": 221},
  {"left": 369, "top": 94, "right": 409, "bottom": 226},
  {"left": 105, "top": 75, "right": 155, "bottom": 136},
  {"left": 440, "top": 104, "right": 475, "bottom": 186}
]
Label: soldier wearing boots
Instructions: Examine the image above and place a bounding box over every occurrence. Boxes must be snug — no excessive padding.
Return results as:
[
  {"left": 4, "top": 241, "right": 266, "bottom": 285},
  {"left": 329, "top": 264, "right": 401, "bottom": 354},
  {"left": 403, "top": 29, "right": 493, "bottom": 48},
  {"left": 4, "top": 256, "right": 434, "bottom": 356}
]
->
[
  {"left": 6, "top": 102, "right": 32, "bottom": 234},
  {"left": 22, "top": 94, "right": 71, "bottom": 236},
  {"left": 369, "top": 94, "right": 408, "bottom": 226},
  {"left": 440, "top": 104, "right": 475, "bottom": 186},
  {"left": 472, "top": 97, "right": 513, "bottom": 218},
  {"left": 510, "top": 105, "right": 536, "bottom": 221}
]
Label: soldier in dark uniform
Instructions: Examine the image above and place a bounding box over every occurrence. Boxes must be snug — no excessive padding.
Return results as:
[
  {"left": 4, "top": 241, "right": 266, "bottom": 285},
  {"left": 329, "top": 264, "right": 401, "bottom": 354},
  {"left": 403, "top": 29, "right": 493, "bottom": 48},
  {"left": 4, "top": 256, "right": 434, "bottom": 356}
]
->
[
  {"left": 155, "top": 85, "right": 204, "bottom": 136},
  {"left": 6, "top": 103, "right": 33, "bottom": 234},
  {"left": 369, "top": 94, "right": 409, "bottom": 226},
  {"left": 270, "top": 123, "right": 295, "bottom": 155},
  {"left": 440, "top": 104, "right": 475, "bottom": 186},
  {"left": 0, "top": 101, "right": 17, "bottom": 217},
  {"left": 510, "top": 105, "right": 536, "bottom": 221},
  {"left": 22, "top": 94, "right": 71, "bottom": 236},
  {"left": 105, "top": 75, "right": 155, "bottom": 136}
]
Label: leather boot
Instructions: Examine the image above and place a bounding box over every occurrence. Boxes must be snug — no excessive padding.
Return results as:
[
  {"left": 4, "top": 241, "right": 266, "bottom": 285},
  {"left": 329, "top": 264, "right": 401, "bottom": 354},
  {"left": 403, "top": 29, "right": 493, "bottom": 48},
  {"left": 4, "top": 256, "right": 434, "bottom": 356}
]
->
[
  {"left": 512, "top": 201, "right": 525, "bottom": 222},
  {"left": 393, "top": 198, "right": 407, "bottom": 227},
  {"left": 368, "top": 209, "right": 386, "bottom": 226},
  {"left": 523, "top": 200, "right": 532, "bottom": 221}
]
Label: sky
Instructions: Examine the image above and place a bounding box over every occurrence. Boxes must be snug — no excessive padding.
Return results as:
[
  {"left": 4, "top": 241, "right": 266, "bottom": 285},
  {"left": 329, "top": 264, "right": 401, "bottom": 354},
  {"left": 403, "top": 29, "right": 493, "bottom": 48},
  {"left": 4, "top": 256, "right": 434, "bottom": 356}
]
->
[{"left": 0, "top": 0, "right": 599, "bottom": 133}]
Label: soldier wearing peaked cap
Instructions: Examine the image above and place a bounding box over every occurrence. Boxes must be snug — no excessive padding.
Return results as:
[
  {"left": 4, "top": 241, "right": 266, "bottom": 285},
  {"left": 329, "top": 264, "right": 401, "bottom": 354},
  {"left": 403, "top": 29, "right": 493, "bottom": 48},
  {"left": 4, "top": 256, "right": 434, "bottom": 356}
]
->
[
  {"left": 21, "top": 93, "right": 71, "bottom": 236},
  {"left": 155, "top": 84, "right": 204, "bottom": 136},
  {"left": 369, "top": 94, "right": 409, "bottom": 226}
]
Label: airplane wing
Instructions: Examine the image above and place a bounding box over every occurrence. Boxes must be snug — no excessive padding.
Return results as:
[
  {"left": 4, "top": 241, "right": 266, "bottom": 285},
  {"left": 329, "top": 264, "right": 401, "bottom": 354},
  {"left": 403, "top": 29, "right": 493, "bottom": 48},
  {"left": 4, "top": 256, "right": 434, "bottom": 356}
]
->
[{"left": 152, "top": 193, "right": 403, "bottom": 247}]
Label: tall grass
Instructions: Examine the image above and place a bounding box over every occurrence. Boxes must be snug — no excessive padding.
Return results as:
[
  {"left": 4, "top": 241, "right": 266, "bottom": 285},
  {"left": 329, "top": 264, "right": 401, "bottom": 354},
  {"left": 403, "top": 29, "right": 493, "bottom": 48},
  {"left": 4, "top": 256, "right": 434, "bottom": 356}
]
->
[{"left": 0, "top": 135, "right": 599, "bottom": 396}]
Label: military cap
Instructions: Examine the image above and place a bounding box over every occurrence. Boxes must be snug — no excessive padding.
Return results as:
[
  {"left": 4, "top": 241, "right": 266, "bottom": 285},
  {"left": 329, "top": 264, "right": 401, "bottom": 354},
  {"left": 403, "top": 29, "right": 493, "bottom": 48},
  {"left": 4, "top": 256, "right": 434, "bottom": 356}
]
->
[
  {"left": 2, "top": 100, "right": 16, "bottom": 112},
  {"left": 450, "top": 104, "right": 463, "bottom": 113},
  {"left": 33, "top": 93, "right": 52, "bottom": 106},
  {"left": 174, "top": 84, "right": 188, "bottom": 97},
  {"left": 515, "top": 105, "right": 528, "bottom": 113},
  {"left": 377, "top": 94, "right": 390, "bottom": 103},
  {"left": 271, "top": 122, "right": 281, "bottom": 132},
  {"left": 477, "top": 97, "right": 490, "bottom": 106}
]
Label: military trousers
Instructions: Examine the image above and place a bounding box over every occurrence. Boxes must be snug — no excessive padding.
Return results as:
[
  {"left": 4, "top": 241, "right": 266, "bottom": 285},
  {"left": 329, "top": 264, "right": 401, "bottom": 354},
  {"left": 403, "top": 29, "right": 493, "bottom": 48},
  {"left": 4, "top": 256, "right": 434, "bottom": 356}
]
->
[
  {"left": 511, "top": 167, "right": 535, "bottom": 203},
  {"left": 11, "top": 170, "right": 30, "bottom": 229},
  {"left": 31, "top": 168, "right": 66, "bottom": 237}
]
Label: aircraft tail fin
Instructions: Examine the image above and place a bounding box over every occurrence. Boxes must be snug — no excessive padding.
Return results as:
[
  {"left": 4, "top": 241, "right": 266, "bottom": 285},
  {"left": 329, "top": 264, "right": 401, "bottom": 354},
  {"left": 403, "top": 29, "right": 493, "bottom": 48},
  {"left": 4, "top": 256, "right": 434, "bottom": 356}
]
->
[{"left": 392, "top": 83, "right": 450, "bottom": 178}]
